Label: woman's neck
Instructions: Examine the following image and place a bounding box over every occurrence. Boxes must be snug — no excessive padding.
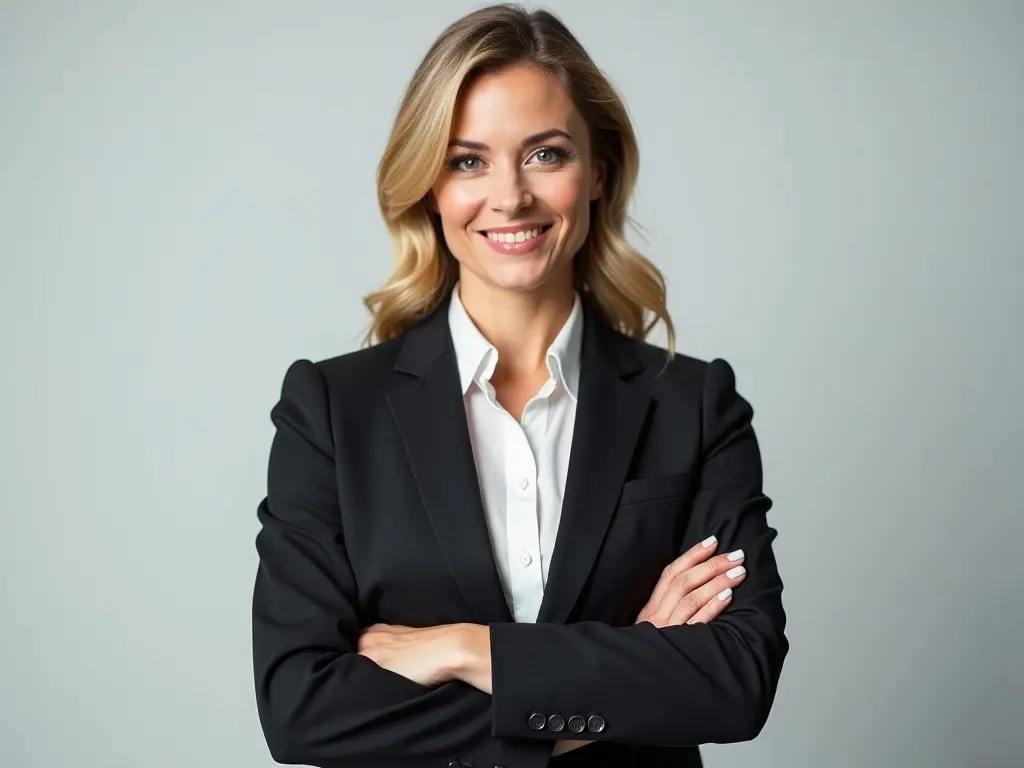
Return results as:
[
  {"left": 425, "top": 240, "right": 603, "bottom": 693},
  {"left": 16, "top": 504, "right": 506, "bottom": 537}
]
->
[{"left": 456, "top": 275, "right": 575, "bottom": 379}]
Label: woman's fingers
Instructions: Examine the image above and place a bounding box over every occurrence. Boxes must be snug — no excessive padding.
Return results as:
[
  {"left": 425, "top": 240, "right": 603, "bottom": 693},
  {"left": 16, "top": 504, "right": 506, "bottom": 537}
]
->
[
  {"left": 671, "top": 565, "right": 747, "bottom": 625},
  {"left": 655, "top": 548, "right": 745, "bottom": 615},
  {"left": 683, "top": 586, "right": 734, "bottom": 625},
  {"left": 649, "top": 548, "right": 745, "bottom": 620},
  {"left": 635, "top": 538, "right": 748, "bottom": 627},
  {"left": 359, "top": 624, "right": 416, "bottom": 651},
  {"left": 645, "top": 535, "right": 720, "bottom": 610},
  {"left": 364, "top": 623, "right": 415, "bottom": 634}
]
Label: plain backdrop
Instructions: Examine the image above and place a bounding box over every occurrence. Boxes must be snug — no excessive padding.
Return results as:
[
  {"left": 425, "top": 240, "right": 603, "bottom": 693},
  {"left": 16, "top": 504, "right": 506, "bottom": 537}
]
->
[{"left": 2, "top": 1, "right": 1022, "bottom": 766}]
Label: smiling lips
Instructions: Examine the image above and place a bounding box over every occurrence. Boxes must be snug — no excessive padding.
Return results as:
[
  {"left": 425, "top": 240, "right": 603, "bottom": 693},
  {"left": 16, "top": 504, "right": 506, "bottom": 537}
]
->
[{"left": 479, "top": 223, "right": 553, "bottom": 254}]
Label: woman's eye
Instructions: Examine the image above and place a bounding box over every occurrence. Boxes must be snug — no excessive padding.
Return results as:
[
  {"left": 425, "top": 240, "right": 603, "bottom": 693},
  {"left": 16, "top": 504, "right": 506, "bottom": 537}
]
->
[
  {"left": 447, "top": 154, "right": 482, "bottom": 172},
  {"left": 532, "top": 146, "right": 568, "bottom": 165}
]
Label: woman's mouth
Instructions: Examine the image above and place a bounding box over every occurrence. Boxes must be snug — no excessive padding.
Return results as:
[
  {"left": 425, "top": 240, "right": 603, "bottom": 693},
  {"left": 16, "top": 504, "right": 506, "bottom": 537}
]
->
[{"left": 478, "top": 224, "right": 554, "bottom": 254}]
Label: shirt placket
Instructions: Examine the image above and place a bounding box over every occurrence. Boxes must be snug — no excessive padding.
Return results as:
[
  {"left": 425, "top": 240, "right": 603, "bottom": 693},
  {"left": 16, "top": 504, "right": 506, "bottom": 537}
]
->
[{"left": 503, "top": 401, "right": 544, "bottom": 623}]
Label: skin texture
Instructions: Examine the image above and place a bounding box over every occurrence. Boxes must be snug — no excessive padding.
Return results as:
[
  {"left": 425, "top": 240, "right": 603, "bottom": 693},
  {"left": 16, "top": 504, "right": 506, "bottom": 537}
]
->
[{"left": 430, "top": 62, "right": 603, "bottom": 305}]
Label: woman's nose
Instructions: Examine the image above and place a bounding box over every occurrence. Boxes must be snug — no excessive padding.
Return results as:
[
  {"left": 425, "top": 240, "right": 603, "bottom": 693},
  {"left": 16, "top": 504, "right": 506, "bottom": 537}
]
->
[{"left": 489, "top": 167, "right": 533, "bottom": 216}]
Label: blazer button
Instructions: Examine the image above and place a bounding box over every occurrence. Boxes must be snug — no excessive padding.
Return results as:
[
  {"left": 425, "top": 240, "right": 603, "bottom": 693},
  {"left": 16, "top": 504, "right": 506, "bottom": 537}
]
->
[
  {"left": 567, "top": 715, "right": 586, "bottom": 734},
  {"left": 587, "top": 714, "right": 607, "bottom": 733},
  {"left": 528, "top": 711, "right": 547, "bottom": 730},
  {"left": 547, "top": 713, "right": 566, "bottom": 732}
]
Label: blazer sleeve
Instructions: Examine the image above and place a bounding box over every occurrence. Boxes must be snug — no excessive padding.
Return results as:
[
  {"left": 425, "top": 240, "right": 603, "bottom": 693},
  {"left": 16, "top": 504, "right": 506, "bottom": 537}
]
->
[
  {"left": 251, "top": 359, "right": 554, "bottom": 768},
  {"left": 489, "top": 357, "right": 789, "bottom": 746}
]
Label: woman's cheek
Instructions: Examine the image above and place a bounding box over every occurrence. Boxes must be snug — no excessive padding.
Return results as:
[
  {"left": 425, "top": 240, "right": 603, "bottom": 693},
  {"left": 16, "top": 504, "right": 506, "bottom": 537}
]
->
[
  {"left": 548, "top": 177, "right": 590, "bottom": 253},
  {"left": 538, "top": 170, "right": 585, "bottom": 214},
  {"left": 439, "top": 181, "right": 485, "bottom": 225}
]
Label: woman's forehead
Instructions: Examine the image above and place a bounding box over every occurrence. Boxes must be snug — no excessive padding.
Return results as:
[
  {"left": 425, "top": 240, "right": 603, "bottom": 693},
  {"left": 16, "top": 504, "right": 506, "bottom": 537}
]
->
[{"left": 450, "top": 65, "right": 582, "bottom": 142}]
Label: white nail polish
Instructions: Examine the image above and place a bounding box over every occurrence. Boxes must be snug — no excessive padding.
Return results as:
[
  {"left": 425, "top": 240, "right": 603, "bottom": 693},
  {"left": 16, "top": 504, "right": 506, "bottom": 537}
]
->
[
  {"left": 727, "top": 549, "right": 744, "bottom": 562},
  {"left": 718, "top": 588, "right": 732, "bottom": 601},
  {"left": 727, "top": 565, "right": 746, "bottom": 579},
  {"left": 702, "top": 536, "right": 717, "bottom": 548}
]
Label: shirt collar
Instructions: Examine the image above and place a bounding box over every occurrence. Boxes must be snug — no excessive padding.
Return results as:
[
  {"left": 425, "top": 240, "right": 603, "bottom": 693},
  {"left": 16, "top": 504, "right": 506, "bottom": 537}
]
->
[
  {"left": 448, "top": 286, "right": 498, "bottom": 395},
  {"left": 448, "top": 284, "right": 583, "bottom": 401}
]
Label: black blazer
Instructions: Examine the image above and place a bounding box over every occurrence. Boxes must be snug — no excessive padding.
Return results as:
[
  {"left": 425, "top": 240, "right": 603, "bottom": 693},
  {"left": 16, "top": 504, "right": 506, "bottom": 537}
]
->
[{"left": 252, "top": 293, "right": 788, "bottom": 768}]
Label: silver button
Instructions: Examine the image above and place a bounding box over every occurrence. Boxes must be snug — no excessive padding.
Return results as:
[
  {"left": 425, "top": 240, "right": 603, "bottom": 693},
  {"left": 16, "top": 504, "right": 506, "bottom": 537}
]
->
[
  {"left": 519, "top": 477, "right": 530, "bottom": 490},
  {"left": 519, "top": 551, "right": 532, "bottom": 567}
]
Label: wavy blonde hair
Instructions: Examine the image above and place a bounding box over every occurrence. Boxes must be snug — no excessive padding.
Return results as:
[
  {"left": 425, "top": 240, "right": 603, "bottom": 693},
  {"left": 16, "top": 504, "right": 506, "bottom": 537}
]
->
[{"left": 363, "top": 3, "right": 675, "bottom": 354}]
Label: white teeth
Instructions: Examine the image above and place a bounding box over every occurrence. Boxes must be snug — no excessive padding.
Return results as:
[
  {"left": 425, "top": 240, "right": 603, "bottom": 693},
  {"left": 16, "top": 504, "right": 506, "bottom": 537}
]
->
[{"left": 487, "top": 227, "right": 542, "bottom": 243}]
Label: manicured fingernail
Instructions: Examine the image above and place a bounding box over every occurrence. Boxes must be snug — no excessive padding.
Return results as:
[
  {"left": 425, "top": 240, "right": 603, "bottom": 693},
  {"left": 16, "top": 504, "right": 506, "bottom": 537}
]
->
[
  {"left": 718, "top": 588, "right": 732, "bottom": 601},
  {"left": 727, "top": 549, "right": 744, "bottom": 562},
  {"left": 702, "top": 536, "right": 717, "bottom": 548},
  {"left": 727, "top": 566, "right": 746, "bottom": 579}
]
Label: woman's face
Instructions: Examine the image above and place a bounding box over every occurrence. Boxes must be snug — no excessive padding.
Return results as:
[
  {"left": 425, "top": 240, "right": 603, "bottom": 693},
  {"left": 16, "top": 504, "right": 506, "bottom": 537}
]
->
[{"left": 430, "top": 63, "right": 604, "bottom": 299}]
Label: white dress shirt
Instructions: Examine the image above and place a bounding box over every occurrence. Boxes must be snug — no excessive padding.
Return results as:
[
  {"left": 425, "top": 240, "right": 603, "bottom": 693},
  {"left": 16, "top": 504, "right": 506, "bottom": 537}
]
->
[{"left": 448, "top": 285, "right": 583, "bottom": 623}]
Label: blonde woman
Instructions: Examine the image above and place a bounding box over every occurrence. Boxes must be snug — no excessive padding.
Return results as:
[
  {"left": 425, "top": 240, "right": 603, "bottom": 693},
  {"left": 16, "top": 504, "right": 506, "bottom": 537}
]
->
[{"left": 252, "top": 5, "right": 788, "bottom": 767}]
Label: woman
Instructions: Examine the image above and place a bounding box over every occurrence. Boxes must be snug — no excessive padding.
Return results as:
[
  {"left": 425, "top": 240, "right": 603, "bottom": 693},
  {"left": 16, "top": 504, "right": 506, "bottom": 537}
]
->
[{"left": 252, "top": 5, "right": 788, "bottom": 767}]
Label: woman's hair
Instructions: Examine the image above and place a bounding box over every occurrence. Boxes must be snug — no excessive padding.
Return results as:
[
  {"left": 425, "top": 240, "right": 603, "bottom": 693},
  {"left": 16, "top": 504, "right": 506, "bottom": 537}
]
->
[{"left": 363, "top": 3, "right": 675, "bottom": 354}]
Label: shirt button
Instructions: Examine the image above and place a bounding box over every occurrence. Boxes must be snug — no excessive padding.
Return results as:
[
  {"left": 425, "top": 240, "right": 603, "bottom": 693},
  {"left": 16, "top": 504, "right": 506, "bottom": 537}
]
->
[
  {"left": 519, "top": 551, "right": 532, "bottom": 567},
  {"left": 518, "top": 476, "right": 530, "bottom": 490}
]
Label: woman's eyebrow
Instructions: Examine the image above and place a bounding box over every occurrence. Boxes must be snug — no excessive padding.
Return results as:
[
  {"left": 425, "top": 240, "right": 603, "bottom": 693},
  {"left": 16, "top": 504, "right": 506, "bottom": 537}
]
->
[{"left": 448, "top": 128, "right": 574, "bottom": 151}]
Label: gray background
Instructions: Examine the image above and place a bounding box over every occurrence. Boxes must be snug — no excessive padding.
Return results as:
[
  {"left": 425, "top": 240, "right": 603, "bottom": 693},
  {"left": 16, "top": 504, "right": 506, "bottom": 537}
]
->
[{"left": 2, "top": 1, "right": 1021, "bottom": 766}]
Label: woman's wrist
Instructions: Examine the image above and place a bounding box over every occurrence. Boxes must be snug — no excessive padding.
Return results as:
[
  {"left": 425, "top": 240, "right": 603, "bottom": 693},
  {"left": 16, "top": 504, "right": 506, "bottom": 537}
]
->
[{"left": 449, "top": 624, "right": 493, "bottom": 694}]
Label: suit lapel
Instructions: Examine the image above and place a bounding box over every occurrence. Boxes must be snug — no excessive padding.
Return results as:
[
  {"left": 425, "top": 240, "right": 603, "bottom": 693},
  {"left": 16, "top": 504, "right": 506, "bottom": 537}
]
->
[
  {"left": 536, "top": 307, "right": 652, "bottom": 624},
  {"left": 386, "top": 300, "right": 514, "bottom": 625}
]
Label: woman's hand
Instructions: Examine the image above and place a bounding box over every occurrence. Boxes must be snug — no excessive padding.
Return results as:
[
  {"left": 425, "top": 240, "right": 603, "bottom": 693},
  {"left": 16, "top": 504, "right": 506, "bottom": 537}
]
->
[
  {"left": 634, "top": 536, "right": 746, "bottom": 628},
  {"left": 357, "top": 623, "right": 470, "bottom": 687}
]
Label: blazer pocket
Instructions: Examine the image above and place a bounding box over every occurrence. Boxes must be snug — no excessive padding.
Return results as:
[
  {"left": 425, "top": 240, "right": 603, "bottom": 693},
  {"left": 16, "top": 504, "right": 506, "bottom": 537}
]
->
[{"left": 617, "top": 472, "right": 693, "bottom": 508}]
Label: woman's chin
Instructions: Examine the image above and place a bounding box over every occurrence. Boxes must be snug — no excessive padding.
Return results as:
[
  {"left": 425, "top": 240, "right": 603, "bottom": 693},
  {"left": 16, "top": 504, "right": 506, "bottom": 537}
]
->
[
  {"left": 475, "top": 259, "right": 569, "bottom": 295},
  {"left": 486, "top": 273, "right": 556, "bottom": 296}
]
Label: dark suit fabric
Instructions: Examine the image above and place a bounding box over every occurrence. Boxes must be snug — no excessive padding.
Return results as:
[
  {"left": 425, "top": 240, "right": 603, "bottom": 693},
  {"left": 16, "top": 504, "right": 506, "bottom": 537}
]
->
[{"left": 252, "top": 294, "right": 788, "bottom": 768}]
